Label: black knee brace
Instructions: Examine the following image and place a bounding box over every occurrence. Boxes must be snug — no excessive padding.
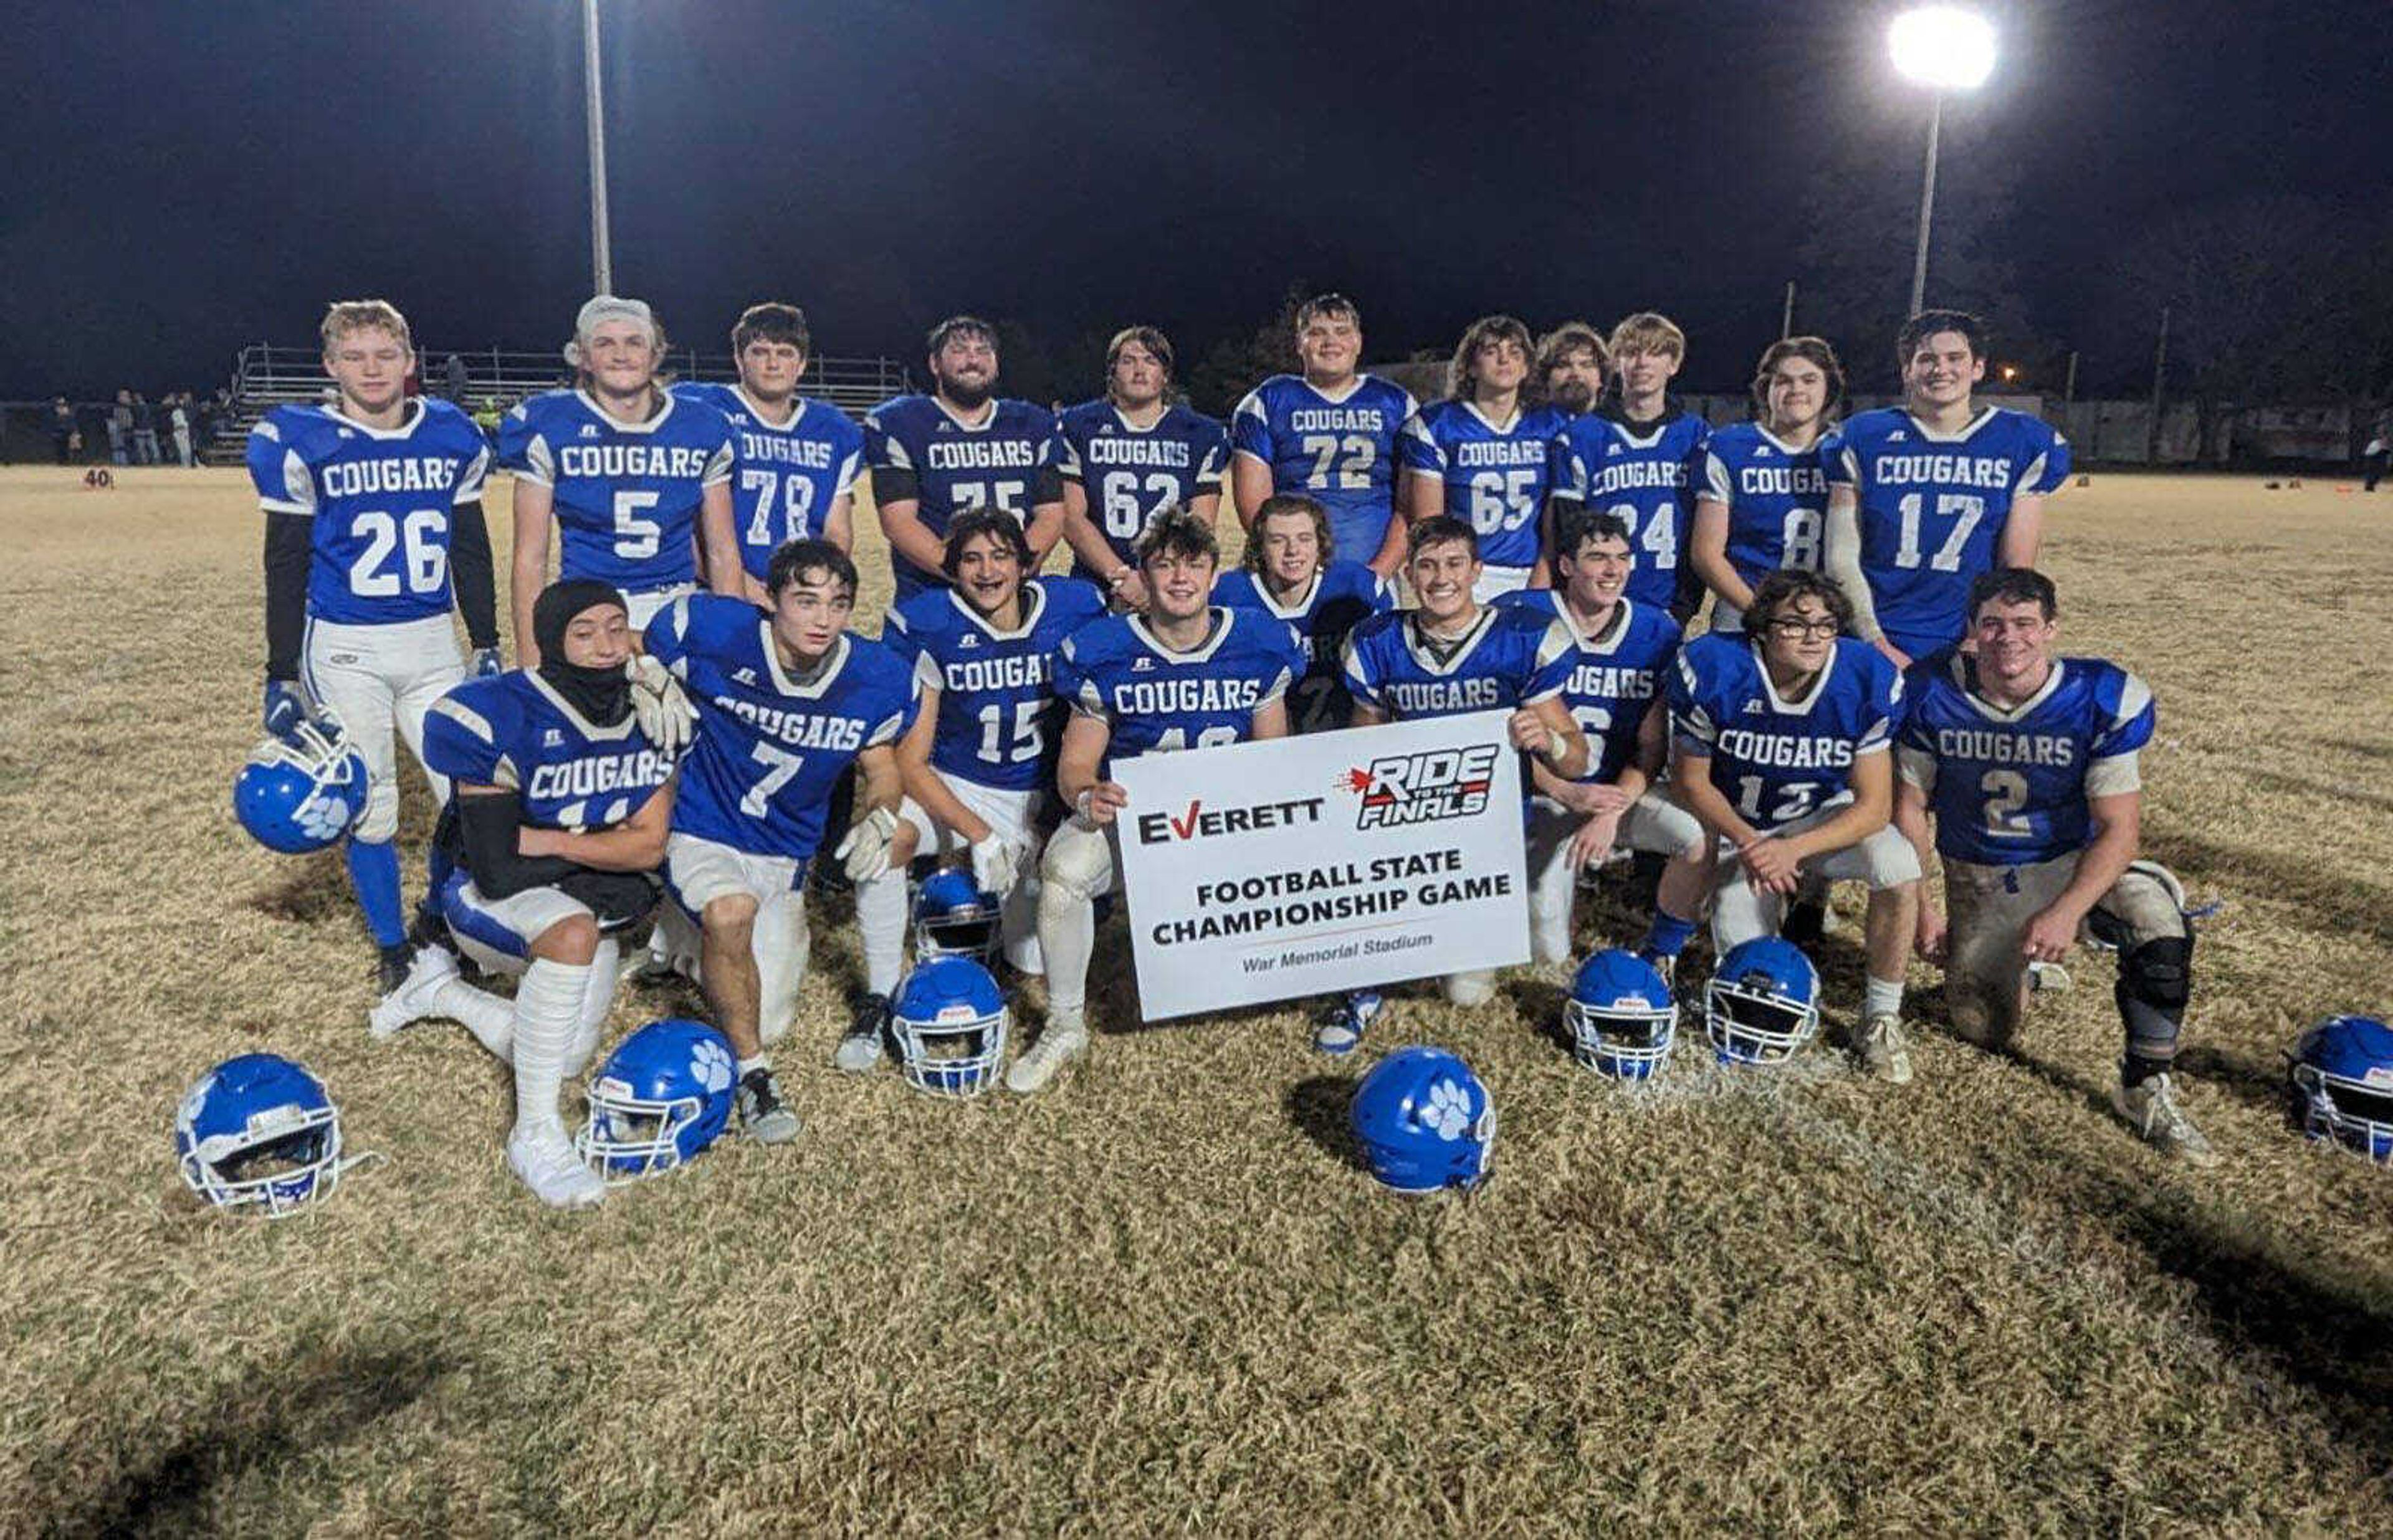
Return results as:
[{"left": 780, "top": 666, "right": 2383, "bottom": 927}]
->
[{"left": 2116, "top": 934, "right": 2193, "bottom": 1060}]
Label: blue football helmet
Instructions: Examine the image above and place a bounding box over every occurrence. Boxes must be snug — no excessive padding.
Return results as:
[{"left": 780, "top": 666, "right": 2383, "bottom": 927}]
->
[
  {"left": 1566, "top": 948, "right": 1677, "bottom": 1080},
  {"left": 914, "top": 867, "right": 1002, "bottom": 965},
  {"left": 2291, "top": 1015, "right": 2393, "bottom": 1164},
  {"left": 890, "top": 954, "right": 1010, "bottom": 1096},
  {"left": 1349, "top": 1046, "right": 1496, "bottom": 1194},
  {"left": 233, "top": 720, "right": 369, "bottom": 854},
  {"left": 577, "top": 1019, "right": 737, "bottom": 1180},
  {"left": 175, "top": 1052, "right": 353, "bottom": 1217},
  {"left": 1704, "top": 936, "right": 1822, "bottom": 1066}
]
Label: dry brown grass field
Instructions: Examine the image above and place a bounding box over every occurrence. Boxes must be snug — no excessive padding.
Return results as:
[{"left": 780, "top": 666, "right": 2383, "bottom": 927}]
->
[{"left": 2, "top": 464, "right": 2390, "bottom": 1535}]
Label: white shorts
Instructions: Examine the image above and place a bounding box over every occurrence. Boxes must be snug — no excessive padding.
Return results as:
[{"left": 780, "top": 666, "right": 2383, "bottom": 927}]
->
[
  {"left": 1473, "top": 565, "right": 1532, "bottom": 602},
  {"left": 442, "top": 878, "right": 593, "bottom": 977},
  {"left": 1708, "top": 596, "right": 1747, "bottom": 636},
  {"left": 1940, "top": 853, "right": 2186, "bottom": 1042},
  {"left": 897, "top": 779, "right": 1038, "bottom": 858},
  {"left": 666, "top": 830, "right": 806, "bottom": 915},
  {"left": 1524, "top": 792, "right": 1706, "bottom": 965},
  {"left": 621, "top": 584, "right": 696, "bottom": 633},
  {"left": 302, "top": 612, "right": 465, "bottom": 842},
  {"left": 1711, "top": 801, "right": 1921, "bottom": 950}
]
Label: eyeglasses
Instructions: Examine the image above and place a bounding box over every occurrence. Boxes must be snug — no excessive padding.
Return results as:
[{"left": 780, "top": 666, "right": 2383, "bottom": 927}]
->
[{"left": 1767, "top": 618, "right": 1841, "bottom": 639}]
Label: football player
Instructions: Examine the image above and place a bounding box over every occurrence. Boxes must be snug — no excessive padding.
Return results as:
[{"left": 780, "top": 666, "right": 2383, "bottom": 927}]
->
[
  {"left": 1668, "top": 570, "right": 1923, "bottom": 1080},
  {"left": 248, "top": 298, "right": 500, "bottom": 1006},
  {"left": 1400, "top": 315, "right": 1573, "bottom": 600},
  {"left": 1010, "top": 510, "right": 1304, "bottom": 1093},
  {"left": 642, "top": 541, "right": 919, "bottom": 1134},
  {"left": 1495, "top": 508, "right": 1708, "bottom": 978},
  {"left": 391, "top": 580, "right": 676, "bottom": 1209},
  {"left": 1541, "top": 312, "right": 1710, "bottom": 614},
  {"left": 1230, "top": 293, "right": 1419, "bottom": 576},
  {"left": 1690, "top": 336, "right": 1843, "bottom": 635},
  {"left": 864, "top": 315, "right": 1066, "bottom": 602},
  {"left": 1212, "top": 493, "right": 1390, "bottom": 735},
  {"left": 1334, "top": 515, "right": 1588, "bottom": 1049},
  {"left": 502, "top": 296, "right": 742, "bottom": 656},
  {"left": 672, "top": 302, "right": 863, "bottom": 584},
  {"left": 1822, "top": 309, "right": 2071, "bottom": 668},
  {"left": 1895, "top": 569, "right": 2213, "bottom": 1162},
  {"left": 1056, "top": 326, "right": 1229, "bottom": 609},
  {"left": 1536, "top": 321, "right": 1609, "bottom": 419},
  {"left": 855, "top": 510, "right": 1109, "bottom": 1063}
]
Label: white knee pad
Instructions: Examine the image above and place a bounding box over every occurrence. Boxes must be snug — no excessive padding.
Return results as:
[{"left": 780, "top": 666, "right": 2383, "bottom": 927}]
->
[
  {"left": 356, "top": 776, "right": 402, "bottom": 844},
  {"left": 1443, "top": 969, "right": 1497, "bottom": 1007},
  {"left": 1039, "top": 819, "right": 1117, "bottom": 904}
]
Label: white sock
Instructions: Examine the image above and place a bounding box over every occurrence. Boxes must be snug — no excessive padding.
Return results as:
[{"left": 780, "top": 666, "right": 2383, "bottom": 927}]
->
[
  {"left": 737, "top": 1054, "right": 768, "bottom": 1077},
  {"left": 753, "top": 893, "right": 810, "bottom": 1046},
  {"left": 856, "top": 868, "right": 907, "bottom": 997},
  {"left": 512, "top": 958, "right": 592, "bottom": 1143},
  {"left": 563, "top": 938, "right": 618, "bottom": 1077},
  {"left": 1038, "top": 885, "right": 1096, "bottom": 1018},
  {"left": 1865, "top": 976, "right": 1906, "bottom": 1019},
  {"left": 431, "top": 976, "right": 518, "bottom": 1060}
]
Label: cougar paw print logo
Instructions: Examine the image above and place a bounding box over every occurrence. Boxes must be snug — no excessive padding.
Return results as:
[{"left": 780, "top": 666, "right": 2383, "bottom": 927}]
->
[
  {"left": 690, "top": 1037, "right": 733, "bottom": 1094},
  {"left": 294, "top": 794, "right": 351, "bottom": 842},
  {"left": 1422, "top": 1078, "right": 1473, "bottom": 1141}
]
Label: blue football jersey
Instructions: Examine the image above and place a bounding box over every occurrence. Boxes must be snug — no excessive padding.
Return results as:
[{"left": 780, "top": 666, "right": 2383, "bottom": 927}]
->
[
  {"left": 1550, "top": 409, "right": 1712, "bottom": 611},
  {"left": 1211, "top": 561, "right": 1392, "bottom": 735},
  {"left": 1230, "top": 374, "right": 1418, "bottom": 567},
  {"left": 1668, "top": 632, "right": 1903, "bottom": 832},
  {"left": 1055, "top": 399, "right": 1230, "bottom": 581},
  {"left": 671, "top": 383, "right": 862, "bottom": 581},
  {"left": 246, "top": 399, "right": 491, "bottom": 626},
  {"left": 1898, "top": 653, "right": 2154, "bottom": 867},
  {"left": 1493, "top": 590, "right": 1680, "bottom": 784},
  {"left": 1822, "top": 407, "right": 2072, "bottom": 658},
  {"left": 423, "top": 671, "right": 674, "bottom": 832},
  {"left": 1398, "top": 401, "right": 1571, "bottom": 571},
  {"left": 644, "top": 594, "right": 919, "bottom": 860},
  {"left": 1052, "top": 608, "right": 1301, "bottom": 766},
  {"left": 862, "top": 394, "right": 1063, "bottom": 601},
  {"left": 882, "top": 576, "right": 1108, "bottom": 794},
  {"left": 1341, "top": 604, "right": 1575, "bottom": 723},
  {"left": 499, "top": 389, "right": 735, "bottom": 593},
  {"left": 1698, "top": 422, "right": 1832, "bottom": 590}
]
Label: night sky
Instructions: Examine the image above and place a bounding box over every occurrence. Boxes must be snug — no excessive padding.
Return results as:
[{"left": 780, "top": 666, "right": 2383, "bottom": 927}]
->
[{"left": 9, "top": 0, "right": 2389, "bottom": 399}]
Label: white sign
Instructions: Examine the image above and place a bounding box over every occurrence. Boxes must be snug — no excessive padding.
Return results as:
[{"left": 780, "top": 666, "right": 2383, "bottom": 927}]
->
[{"left": 1111, "top": 710, "right": 1531, "bottom": 1020}]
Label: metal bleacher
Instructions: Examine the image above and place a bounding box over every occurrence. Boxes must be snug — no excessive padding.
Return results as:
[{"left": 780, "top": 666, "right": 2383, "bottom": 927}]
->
[{"left": 203, "top": 343, "right": 909, "bottom": 464}]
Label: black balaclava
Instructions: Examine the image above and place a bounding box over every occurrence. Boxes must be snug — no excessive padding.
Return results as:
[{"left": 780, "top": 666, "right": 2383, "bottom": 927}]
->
[{"left": 533, "top": 579, "right": 633, "bottom": 725}]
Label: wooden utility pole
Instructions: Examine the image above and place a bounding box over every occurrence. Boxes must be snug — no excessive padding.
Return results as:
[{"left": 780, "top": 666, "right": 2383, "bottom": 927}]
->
[{"left": 2147, "top": 307, "right": 2171, "bottom": 464}]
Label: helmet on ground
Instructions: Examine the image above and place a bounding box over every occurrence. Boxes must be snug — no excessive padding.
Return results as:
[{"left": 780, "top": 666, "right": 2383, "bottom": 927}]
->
[
  {"left": 2291, "top": 1015, "right": 2393, "bottom": 1164},
  {"left": 1567, "top": 948, "right": 1677, "bottom": 1080},
  {"left": 913, "top": 867, "right": 1002, "bottom": 965},
  {"left": 577, "top": 1019, "right": 737, "bottom": 1179},
  {"left": 1349, "top": 1046, "right": 1495, "bottom": 1194},
  {"left": 234, "top": 721, "right": 369, "bottom": 853},
  {"left": 175, "top": 1053, "right": 350, "bottom": 1217},
  {"left": 890, "top": 954, "right": 1010, "bottom": 1096},
  {"left": 1704, "top": 936, "right": 1822, "bottom": 1066}
]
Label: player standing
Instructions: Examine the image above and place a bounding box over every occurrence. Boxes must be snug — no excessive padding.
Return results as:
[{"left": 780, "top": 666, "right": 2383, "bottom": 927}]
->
[
  {"left": 1821, "top": 309, "right": 2071, "bottom": 667},
  {"left": 864, "top": 315, "right": 1066, "bottom": 602},
  {"left": 1542, "top": 313, "right": 1710, "bottom": 614},
  {"left": 1536, "top": 321, "right": 1609, "bottom": 420},
  {"left": 1895, "top": 569, "right": 2213, "bottom": 1161},
  {"left": 1667, "top": 571, "right": 1923, "bottom": 1080},
  {"left": 1399, "top": 315, "right": 1573, "bottom": 600},
  {"left": 1212, "top": 493, "right": 1390, "bottom": 735},
  {"left": 1055, "top": 326, "right": 1229, "bottom": 609},
  {"left": 249, "top": 299, "right": 501, "bottom": 1005},
  {"left": 672, "top": 302, "right": 863, "bottom": 586},
  {"left": 1009, "top": 511, "right": 1304, "bottom": 1093},
  {"left": 502, "top": 296, "right": 742, "bottom": 655},
  {"left": 643, "top": 541, "right": 919, "bottom": 1137},
  {"left": 1495, "top": 508, "right": 1709, "bottom": 977},
  {"left": 1689, "top": 337, "right": 1843, "bottom": 635},
  {"left": 1230, "top": 294, "right": 1418, "bottom": 576}
]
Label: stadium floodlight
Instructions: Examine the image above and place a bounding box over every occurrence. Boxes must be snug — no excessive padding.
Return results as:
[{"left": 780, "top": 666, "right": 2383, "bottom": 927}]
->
[{"left": 1889, "top": 6, "right": 1995, "bottom": 316}]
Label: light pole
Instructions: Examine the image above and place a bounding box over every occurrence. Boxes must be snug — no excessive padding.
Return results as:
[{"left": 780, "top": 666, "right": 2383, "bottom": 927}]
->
[
  {"left": 581, "top": 0, "right": 613, "bottom": 296},
  {"left": 1889, "top": 7, "right": 1995, "bottom": 316}
]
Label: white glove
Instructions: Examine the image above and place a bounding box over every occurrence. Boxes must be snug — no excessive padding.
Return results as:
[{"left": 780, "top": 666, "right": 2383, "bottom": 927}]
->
[
  {"left": 834, "top": 806, "right": 901, "bottom": 883},
  {"left": 970, "top": 834, "right": 1021, "bottom": 896},
  {"left": 627, "top": 654, "right": 695, "bottom": 758}
]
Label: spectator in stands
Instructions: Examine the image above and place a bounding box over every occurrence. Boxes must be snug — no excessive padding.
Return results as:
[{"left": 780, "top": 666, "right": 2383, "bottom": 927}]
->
[
  {"left": 50, "top": 399, "right": 80, "bottom": 464},
  {"left": 131, "top": 394, "right": 161, "bottom": 464},
  {"left": 444, "top": 353, "right": 470, "bottom": 401},
  {"left": 472, "top": 396, "right": 503, "bottom": 447},
  {"left": 108, "top": 391, "right": 133, "bottom": 465},
  {"left": 169, "top": 393, "right": 194, "bottom": 465},
  {"left": 2366, "top": 408, "right": 2389, "bottom": 493}
]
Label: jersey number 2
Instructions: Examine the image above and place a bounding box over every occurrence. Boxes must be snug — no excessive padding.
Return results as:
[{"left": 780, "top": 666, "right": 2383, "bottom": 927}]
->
[{"left": 348, "top": 508, "right": 448, "bottom": 597}]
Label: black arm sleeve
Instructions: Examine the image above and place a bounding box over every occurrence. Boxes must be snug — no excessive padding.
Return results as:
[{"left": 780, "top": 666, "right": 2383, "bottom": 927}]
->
[
  {"left": 449, "top": 498, "right": 499, "bottom": 650},
  {"left": 871, "top": 465, "right": 920, "bottom": 507},
  {"left": 456, "top": 791, "right": 581, "bottom": 900},
  {"left": 263, "top": 513, "right": 312, "bottom": 682}
]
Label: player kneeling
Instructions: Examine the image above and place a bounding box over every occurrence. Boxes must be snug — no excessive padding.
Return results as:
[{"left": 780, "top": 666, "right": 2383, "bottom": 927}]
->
[
  {"left": 1894, "top": 569, "right": 2214, "bottom": 1163},
  {"left": 383, "top": 581, "right": 676, "bottom": 1209},
  {"left": 1011, "top": 510, "right": 1304, "bottom": 1093}
]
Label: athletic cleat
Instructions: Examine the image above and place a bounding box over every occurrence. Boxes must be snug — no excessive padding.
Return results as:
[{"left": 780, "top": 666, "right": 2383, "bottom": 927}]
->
[
  {"left": 2113, "top": 1073, "right": 2217, "bottom": 1167},
  {"left": 1855, "top": 1012, "right": 1914, "bottom": 1085},
  {"left": 507, "top": 1125, "right": 606, "bottom": 1209},
  {"left": 2027, "top": 959, "right": 2072, "bottom": 996},
  {"left": 1783, "top": 899, "right": 1828, "bottom": 949},
  {"left": 370, "top": 944, "right": 460, "bottom": 1040},
  {"left": 1636, "top": 949, "right": 1678, "bottom": 989},
  {"left": 834, "top": 995, "right": 891, "bottom": 1074},
  {"left": 376, "top": 943, "right": 415, "bottom": 997},
  {"left": 736, "top": 1067, "right": 801, "bottom": 1144},
  {"left": 618, "top": 940, "right": 690, "bottom": 988},
  {"left": 1005, "top": 1020, "right": 1087, "bottom": 1095},
  {"left": 1313, "top": 990, "right": 1384, "bottom": 1055}
]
